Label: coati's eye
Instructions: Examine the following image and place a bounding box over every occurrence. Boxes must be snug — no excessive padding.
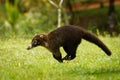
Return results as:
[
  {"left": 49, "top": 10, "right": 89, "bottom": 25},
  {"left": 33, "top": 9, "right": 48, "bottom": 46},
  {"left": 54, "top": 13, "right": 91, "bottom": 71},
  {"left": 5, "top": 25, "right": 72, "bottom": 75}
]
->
[
  {"left": 32, "top": 40, "right": 39, "bottom": 46},
  {"left": 34, "top": 40, "right": 37, "bottom": 45}
]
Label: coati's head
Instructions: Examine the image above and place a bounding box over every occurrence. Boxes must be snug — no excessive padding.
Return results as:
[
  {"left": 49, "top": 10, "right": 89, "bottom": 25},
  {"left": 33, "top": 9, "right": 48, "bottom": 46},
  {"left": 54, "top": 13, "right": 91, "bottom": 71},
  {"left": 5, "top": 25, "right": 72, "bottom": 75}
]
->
[{"left": 27, "top": 34, "right": 47, "bottom": 50}]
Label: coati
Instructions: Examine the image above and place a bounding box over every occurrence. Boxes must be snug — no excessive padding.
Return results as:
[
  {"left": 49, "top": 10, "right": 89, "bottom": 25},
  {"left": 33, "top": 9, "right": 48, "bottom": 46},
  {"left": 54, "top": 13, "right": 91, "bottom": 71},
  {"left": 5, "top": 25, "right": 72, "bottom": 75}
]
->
[{"left": 27, "top": 25, "right": 111, "bottom": 63}]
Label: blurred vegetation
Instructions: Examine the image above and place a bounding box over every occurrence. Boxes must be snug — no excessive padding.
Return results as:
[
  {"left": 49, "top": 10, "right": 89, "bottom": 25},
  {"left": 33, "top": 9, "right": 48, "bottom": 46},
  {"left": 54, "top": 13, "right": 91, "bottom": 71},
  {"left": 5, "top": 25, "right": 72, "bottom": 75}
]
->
[
  {"left": 0, "top": 0, "right": 120, "bottom": 38},
  {"left": 72, "top": 5, "right": 120, "bottom": 35},
  {"left": 0, "top": 0, "right": 58, "bottom": 38}
]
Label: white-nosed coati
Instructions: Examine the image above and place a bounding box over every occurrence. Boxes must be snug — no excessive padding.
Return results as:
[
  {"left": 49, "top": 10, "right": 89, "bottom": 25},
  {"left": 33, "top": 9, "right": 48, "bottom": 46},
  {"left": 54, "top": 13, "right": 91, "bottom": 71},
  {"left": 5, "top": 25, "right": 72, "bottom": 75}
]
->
[{"left": 27, "top": 25, "right": 111, "bottom": 63}]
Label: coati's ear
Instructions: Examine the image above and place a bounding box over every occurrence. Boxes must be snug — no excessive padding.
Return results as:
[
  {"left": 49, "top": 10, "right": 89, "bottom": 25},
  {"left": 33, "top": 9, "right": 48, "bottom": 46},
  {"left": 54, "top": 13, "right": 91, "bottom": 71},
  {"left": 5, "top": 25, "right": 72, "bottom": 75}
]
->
[
  {"left": 39, "top": 34, "right": 47, "bottom": 41},
  {"left": 40, "top": 34, "right": 45, "bottom": 38}
]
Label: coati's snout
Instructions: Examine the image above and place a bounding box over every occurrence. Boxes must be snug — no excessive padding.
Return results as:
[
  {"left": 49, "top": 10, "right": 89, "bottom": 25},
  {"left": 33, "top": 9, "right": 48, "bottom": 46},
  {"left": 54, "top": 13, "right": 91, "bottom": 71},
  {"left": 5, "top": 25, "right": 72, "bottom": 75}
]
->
[
  {"left": 27, "top": 39, "right": 40, "bottom": 50},
  {"left": 27, "top": 44, "right": 33, "bottom": 50}
]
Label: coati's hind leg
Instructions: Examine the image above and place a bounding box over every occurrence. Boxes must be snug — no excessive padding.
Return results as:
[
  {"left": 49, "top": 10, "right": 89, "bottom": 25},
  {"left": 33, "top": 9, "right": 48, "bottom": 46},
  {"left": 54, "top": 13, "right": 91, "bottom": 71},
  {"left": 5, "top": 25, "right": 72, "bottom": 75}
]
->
[{"left": 62, "top": 44, "right": 79, "bottom": 60}]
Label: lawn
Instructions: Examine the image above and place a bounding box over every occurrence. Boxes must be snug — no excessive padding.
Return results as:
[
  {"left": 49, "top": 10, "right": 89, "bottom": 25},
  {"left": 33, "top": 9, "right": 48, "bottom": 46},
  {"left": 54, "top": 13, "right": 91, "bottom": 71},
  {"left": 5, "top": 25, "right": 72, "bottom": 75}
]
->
[{"left": 0, "top": 36, "right": 120, "bottom": 80}]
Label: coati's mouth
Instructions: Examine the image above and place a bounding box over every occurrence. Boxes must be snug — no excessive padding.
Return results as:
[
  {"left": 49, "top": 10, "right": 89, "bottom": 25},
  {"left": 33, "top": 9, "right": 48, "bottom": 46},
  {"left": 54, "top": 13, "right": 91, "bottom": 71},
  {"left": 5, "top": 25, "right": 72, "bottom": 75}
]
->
[{"left": 27, "top": 44, "right": 34, "bottom": 50}]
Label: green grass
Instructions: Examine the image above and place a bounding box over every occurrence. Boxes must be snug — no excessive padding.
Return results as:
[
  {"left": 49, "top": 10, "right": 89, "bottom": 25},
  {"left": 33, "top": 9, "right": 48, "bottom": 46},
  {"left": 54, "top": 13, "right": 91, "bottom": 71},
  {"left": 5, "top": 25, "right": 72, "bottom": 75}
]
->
[{"left": 0, "top": 36, "right": 120, "bottom": 80}]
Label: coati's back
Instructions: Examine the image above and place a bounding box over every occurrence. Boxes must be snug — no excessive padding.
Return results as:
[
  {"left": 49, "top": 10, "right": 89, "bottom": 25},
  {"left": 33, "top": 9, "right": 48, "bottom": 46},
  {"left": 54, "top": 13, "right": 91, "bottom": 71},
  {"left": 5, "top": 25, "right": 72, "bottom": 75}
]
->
[
  {"left": 48, "top": 25, "right": 84, "bottom": 40},
  {"left": 47, "top": 26, "right": 83, "bottom": 46}
]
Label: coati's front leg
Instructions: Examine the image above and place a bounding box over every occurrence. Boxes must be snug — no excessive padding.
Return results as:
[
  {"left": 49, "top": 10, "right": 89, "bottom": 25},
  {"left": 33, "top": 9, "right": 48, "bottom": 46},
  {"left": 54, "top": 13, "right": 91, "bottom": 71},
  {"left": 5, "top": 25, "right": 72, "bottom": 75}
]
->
[{"left": 51, "top": 49, "right": 63, "bottom": 63}]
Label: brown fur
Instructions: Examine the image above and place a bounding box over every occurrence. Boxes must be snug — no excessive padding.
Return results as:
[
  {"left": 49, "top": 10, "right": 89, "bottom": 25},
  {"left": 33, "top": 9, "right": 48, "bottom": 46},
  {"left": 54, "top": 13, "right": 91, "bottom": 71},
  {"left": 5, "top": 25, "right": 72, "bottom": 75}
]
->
[{"left": 27, "top": 25, "right": 111, "bottom": 63}]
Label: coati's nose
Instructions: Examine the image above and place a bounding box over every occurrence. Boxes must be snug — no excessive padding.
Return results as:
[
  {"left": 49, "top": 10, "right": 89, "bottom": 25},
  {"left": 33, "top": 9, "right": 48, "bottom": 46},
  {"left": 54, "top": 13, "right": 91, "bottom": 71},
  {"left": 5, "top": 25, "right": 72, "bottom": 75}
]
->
[{"left": 27, "top": 45, "right": 32, "bottom": 50}]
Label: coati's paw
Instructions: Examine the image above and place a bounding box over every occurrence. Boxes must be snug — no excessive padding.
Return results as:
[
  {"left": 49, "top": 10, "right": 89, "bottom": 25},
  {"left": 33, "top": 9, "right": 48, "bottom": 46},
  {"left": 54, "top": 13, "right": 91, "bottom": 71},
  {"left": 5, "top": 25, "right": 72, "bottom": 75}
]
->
[{"left": 62, "top": 56, "right": 71, "bottom": 60}]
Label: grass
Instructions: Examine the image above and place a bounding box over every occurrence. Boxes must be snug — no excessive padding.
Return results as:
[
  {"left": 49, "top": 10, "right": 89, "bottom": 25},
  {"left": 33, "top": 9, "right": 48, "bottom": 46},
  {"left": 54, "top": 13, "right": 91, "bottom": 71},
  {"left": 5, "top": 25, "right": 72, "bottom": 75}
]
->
[{"left": 0, "top": 36, "right": 120, "bottom": 80}]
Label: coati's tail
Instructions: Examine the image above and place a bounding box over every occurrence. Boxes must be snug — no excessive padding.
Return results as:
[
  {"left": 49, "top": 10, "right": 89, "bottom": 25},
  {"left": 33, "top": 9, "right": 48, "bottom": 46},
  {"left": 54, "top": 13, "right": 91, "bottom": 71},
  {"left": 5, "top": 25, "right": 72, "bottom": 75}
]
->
[{"left": 82, "top": 31, "right": 111, "bottom": 56}]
